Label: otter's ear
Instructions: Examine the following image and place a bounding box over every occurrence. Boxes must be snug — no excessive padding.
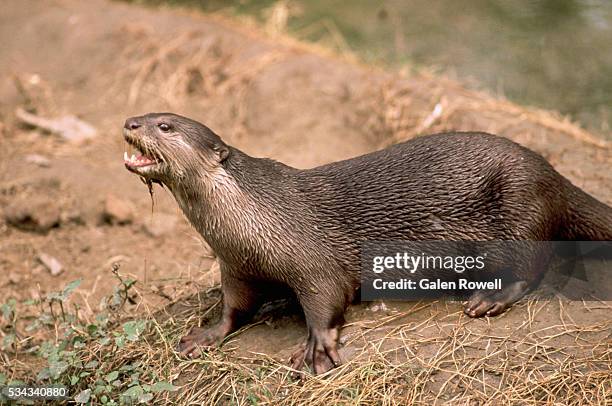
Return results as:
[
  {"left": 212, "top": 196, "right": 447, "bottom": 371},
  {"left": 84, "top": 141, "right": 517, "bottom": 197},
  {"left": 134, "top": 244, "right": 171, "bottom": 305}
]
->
[{"left": 214, "top": 145, "right": 229, "bottom": 162}]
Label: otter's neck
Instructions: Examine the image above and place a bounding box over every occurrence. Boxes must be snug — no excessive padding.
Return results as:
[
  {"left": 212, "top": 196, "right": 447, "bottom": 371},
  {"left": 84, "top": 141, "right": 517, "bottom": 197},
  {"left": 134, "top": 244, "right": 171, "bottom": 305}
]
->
[
  {"left": 168, "top": 164, "right": 247, "bottom": 245},
  {"left": 167, "top": 148, "right": 298, "bottom": 264}
]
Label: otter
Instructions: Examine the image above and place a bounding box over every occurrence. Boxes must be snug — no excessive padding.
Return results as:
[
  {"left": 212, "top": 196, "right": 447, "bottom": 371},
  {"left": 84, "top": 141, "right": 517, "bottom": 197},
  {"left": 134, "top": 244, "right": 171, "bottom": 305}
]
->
[{"left": 122, "top": 112, "right": 612, "bottom": 375}]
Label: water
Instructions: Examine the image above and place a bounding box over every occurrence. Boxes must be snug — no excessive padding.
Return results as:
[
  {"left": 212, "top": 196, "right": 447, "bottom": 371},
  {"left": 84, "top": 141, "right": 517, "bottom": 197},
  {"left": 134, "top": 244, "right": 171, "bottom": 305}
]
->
[{"left": 137, "top": 0, "right": 612, "bottom": 135}]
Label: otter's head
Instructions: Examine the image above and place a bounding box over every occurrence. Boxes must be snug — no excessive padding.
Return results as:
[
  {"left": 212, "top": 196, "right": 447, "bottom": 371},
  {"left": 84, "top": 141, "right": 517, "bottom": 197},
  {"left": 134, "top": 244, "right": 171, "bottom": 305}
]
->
[{"left": 122, "top": 113, "right": 229, "bottom": 185}]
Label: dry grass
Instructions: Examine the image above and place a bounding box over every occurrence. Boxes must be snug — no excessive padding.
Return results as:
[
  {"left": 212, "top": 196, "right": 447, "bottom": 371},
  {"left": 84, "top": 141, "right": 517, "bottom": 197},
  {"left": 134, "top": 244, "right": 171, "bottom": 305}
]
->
[
  {"left": 4, "top": 266, "right": 609, "bottom": 405},
  {"left": 364, "top": 71, "right": 609, "bottom": 150},
  {"left": 30, "top": 292, "right": 611, "bottom": 405}
]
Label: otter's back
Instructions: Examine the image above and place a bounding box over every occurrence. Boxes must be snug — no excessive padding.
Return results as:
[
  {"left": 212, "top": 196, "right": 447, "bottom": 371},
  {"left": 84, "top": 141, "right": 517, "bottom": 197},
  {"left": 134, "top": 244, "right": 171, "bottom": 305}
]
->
[{"left": 296, "top": 132, "right": 566, "bottom": 241}]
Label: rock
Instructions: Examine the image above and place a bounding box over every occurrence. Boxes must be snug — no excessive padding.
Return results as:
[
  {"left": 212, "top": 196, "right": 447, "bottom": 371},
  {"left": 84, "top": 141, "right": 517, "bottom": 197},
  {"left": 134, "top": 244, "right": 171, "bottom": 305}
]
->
[
  {"left": 60, "top": 209, "right": 84, "bottom": 225},
  {"left": 37, "top": 253, "right": 63, "bottom": 276},
  {"left": 4, "top": 198, "right": 61, "bottom": 233},
  {"left": 16, "top": 108, "right": 97, "bottom": 143},
  {"left": 102, "top": 194, "right": 135, "bottom": 225},
  {"left": 8, "top": 272, "right": 22, "bottom": 284},
  {"left": 142, "top": 213, "right": 177, "bottom": 237},
  {"left": 25, "top": 154, "right": 51, "bottom": 167},
  {"left": 31, "top": 264, "right": 45, "bottom": 275}
]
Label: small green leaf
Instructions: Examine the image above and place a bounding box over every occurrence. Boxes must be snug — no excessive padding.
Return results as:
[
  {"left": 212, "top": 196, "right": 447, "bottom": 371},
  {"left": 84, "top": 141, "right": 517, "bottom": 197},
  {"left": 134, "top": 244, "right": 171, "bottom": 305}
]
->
[
  {"left": 114, "top": 335, "right": 126, "bottom": 348},
  {"left": 105, "top": 370, "right": 119, "bottom": 383},
  {"left": 96, "top": 312, "right": 109, "bottom": 325},
  {"left": 46, "top": 291, "right": 62, "bottom": 301},
  {"left": 111, "top": 294, "right": 122, "bottom": 307},
  {"left": 49, "top": 360, "right": 69, "bottom": 380},
  {"left": 38, "top": 313, "right": 55, "bottom": 326},
  {"left": 150, "top": 381, "right": 178, "bottom": 393},
  {"left": 85, "top": 360, "right": 99, "bottom": 369},
  {"left": 123, "top": 320, "right": 147, "bottom": 342},
  {"left": 120, "top": 363, "right": 138, "bottom": 372},
  {"left": 74, "top": 389, "right": 91, "bottom": 404},
  {"left": 122, "top": 384, "right": 144, "bottom": 400},
  {"left": 62, "top": 279, "right": 82, "bottom": 299},
  {"left": 37, "top": 367, "right": 51, "bottom": 381},
  {"left": 2, "top": 333, "right": 16, "bottom": 350},
  {"left": 247, "top": 392, "right": 260, "bottom": 405},
  {"left": 1, "top": 299, "right": 16, "bottom": 320},
  {"left": 129, "top": 372, "right": 140, "bottom": 385},
  {"left": 25, "top": 320, "right": 41, "bottom": 332}
]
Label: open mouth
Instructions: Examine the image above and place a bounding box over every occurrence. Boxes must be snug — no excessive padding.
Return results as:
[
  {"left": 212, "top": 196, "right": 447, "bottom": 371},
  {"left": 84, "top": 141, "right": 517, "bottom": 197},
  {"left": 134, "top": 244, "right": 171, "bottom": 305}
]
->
[
  {"left": 123, "top": 134, "right": 162, "bottom": 172},
  {"left": 123, "top": 150, "right": 158, "bottom": 168}
]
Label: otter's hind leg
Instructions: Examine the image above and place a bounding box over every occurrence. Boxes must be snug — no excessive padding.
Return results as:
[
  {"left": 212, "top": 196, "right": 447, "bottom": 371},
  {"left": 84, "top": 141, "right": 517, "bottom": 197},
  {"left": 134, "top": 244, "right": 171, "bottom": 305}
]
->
[
  {"left": 178, "top": 266, "right": 262, "bottom": 358},
  {"left": 464, "top": 242, "right": 552, "bottom": 318},
  {"left": 290, "top": 292, "right": 347, "bottom": 375},
  {"left": 464, "top": 281, "right": 531, "bottom": 317}
]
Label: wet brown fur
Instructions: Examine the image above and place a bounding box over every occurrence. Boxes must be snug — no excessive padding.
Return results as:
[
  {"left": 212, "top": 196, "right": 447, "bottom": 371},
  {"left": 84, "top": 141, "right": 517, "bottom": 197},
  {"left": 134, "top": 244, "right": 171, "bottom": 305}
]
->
[{"left": 123, "top": 112, "right": 612, "bottom": 375}]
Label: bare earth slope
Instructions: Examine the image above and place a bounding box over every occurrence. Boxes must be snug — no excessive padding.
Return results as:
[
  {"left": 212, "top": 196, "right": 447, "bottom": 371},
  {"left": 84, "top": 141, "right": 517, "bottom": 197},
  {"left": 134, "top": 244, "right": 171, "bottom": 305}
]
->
[{"left": 0, "top": 0, "right": 610, "bottom": 404}]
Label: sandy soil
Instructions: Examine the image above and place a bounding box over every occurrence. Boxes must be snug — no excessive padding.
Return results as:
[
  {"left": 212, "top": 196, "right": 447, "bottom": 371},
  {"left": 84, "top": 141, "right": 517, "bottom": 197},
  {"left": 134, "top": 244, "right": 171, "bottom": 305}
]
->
[{"left": 0, "top": 0, "right": 610, "bottom": 403}]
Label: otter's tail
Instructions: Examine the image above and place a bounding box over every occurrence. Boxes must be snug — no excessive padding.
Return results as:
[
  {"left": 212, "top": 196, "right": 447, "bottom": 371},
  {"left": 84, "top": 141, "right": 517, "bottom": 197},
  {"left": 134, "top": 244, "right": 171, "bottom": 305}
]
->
[{"left": 560, "top": 182, "right": 612, "bottom": 240}]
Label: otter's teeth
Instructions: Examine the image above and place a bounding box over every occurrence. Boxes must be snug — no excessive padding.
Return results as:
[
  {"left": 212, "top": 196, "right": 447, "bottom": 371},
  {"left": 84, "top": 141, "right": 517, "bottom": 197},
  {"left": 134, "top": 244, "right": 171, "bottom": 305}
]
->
[
  {"left": 124, "top": 151, "right": 129, "bottom": 161},
  {"left": 131, "top": 154, "right": 136, "bottom": 162}
]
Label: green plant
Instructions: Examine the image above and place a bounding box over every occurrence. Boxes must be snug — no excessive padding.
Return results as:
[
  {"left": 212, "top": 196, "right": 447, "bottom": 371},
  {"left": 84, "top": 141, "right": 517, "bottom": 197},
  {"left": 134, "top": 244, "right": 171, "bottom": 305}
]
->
[{"left": 0, "top": 264, "right": 177, "bottom": 405}]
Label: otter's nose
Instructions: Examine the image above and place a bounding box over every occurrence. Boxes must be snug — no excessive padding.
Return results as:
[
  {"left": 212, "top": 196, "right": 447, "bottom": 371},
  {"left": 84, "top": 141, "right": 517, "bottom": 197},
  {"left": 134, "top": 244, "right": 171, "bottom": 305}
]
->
[{"left": 124, "top": 118, "right": 142, "bottom": 130}]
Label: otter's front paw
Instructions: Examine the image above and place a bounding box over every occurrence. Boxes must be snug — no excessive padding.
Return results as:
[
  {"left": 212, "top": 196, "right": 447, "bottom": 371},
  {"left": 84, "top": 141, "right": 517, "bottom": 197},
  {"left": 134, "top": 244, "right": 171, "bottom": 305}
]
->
[
  {"left": 290, "top": 327, "right": 342, "bottom": 376},
  {"left": 178, "top": 326, "right": 224, "bottom": 359}
]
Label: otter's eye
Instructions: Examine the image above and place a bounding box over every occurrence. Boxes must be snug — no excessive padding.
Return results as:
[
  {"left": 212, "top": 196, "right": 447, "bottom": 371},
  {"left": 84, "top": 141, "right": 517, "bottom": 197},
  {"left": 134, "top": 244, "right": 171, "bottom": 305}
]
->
[{"left": 158, "top": 123, "right": 171, "bottom": 132}]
